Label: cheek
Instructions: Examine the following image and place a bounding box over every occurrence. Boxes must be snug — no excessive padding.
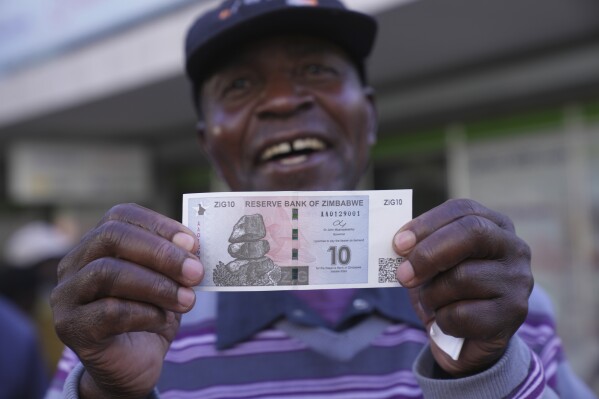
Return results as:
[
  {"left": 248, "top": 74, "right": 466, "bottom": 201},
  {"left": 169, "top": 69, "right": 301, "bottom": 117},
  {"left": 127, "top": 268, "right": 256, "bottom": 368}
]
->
[
  {"left": 205, "top": 113, "right": 242, "bottom": 159},
  {"left": 204, "top": 113, "right": 252, "bottom": 182},
  {"left": 339, "top": 94, "right": 372, "bottom": 146}
]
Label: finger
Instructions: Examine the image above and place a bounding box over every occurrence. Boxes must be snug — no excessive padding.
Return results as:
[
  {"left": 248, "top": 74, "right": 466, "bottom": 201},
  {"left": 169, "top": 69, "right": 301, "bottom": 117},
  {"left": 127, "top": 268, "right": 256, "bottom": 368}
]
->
[
  {"left": 59, "top": 221, "right": 204, "bottom": 286},
  {"left": 396, "top": 214, "right": 524, "bottom": 287},
  {"left": 407, "top": 287, "right": 435, "bottom": 324},
  {"left": 99, "top": 203, "right": 197, "bottom": 250},
  {"left": 55, "top": 298, "right": 180, "bottom": 351},
  {"left": 434, "top": 297, "right": 528, "bottom": 340},
  {"left": 67, "top": 257, "right": 197, "bottom": 313},
  {"left": 58, "top": 204, "right": 199, "bottom": 282},
  {"left": 394, "top": 199, "right": 515, "bottom": 255},
  {"left": 418, "top": 259, "right": 528, "bottom": 313}
]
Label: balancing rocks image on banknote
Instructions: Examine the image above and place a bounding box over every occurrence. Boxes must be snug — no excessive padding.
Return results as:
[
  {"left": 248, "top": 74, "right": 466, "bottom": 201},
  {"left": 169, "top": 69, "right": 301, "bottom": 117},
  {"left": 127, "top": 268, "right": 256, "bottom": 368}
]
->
[
  {"left": 214, "top": 214, "right": 282, "bottom": 287},
  {"left": 183, "top": 190, "right": 412, "bottom": 291}
]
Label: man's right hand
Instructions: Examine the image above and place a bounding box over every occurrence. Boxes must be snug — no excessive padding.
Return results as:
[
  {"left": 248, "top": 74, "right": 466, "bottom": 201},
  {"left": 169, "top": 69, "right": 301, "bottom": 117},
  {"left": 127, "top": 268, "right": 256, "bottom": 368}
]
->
[{"left": 51, "top": 203, "right": 204, "bottom": 399}]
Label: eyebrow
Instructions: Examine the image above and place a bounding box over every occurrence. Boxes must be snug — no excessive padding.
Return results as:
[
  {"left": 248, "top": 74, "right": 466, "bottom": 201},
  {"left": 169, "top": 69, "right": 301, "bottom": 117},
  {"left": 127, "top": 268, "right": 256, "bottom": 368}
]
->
[
  {"left": 223, "top": 40, "right": 341, "bottom": 70},
  {"left": 284, "top": 41, "right": 338, "bottom": 58}
]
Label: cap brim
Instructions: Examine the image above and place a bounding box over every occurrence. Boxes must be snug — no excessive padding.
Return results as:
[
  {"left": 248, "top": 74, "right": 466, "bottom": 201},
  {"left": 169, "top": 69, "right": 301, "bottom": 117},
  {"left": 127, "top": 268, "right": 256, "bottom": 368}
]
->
[{"left": 186, "top": 6, "right": 377, "bottom": 87}]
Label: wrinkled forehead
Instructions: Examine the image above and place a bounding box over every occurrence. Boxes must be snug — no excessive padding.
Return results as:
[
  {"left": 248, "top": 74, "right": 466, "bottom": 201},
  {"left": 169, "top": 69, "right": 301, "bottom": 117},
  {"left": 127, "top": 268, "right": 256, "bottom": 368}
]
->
[
  {"left": 206, "top": 34, "right": 352, "bottom": 79},
  {"left": 230, "top": 35, "right": 348, "bottom": 67}
]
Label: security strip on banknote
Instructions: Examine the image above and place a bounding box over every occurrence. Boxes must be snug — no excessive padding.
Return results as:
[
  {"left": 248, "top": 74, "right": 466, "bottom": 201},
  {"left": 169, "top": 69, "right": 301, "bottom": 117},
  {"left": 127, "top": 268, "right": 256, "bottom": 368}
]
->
[{"left": 183, "top": 190, "right": 464, "bottom": 360}]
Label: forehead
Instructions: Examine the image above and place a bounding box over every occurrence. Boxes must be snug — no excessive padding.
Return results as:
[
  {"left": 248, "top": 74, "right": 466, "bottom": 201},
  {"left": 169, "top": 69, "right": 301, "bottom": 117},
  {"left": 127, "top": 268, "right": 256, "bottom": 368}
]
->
[{"left": 210, "top": 35, "right": 352, "bottom": 74}]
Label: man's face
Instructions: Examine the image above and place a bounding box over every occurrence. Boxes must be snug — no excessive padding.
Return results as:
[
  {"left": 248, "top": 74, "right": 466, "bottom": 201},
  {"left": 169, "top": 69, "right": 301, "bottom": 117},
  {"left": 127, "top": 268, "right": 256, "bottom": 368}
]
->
[{"left": 198, "top": 35, "right": 377, "bottom": 191}]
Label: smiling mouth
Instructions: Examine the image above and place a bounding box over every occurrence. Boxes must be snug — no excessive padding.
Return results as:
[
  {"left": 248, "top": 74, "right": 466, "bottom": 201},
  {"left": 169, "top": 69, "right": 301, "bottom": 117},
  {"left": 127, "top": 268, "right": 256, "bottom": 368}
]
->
[{"left": 259, "top": 137, "right": 327, "bottom": 166}]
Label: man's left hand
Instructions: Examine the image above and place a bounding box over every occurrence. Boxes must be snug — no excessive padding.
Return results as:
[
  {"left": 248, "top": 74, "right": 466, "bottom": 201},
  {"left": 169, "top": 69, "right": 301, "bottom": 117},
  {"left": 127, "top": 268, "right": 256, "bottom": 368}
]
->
[{"left": 393, "top": 199, "right": 533, "bottom": 376}]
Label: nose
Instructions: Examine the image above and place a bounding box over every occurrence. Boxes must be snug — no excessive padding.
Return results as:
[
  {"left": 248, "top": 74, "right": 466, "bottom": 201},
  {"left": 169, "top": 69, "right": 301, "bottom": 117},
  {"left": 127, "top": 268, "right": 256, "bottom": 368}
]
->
[{"left": 255, "top": 74, "right": 314, "bottom": 119}]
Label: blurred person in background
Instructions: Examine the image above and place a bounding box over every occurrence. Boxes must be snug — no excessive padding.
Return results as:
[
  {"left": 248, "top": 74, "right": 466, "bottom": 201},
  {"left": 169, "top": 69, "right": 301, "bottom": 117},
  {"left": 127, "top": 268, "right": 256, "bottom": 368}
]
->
[
  {"left": 0, "top": 294, "right": 49, "bottom": 399},
  {"left": 46, "top": 0, "right": 596, "bottom": 398},
  {"left": 1, "top": 221, "right": 75, "bottom": 381}
]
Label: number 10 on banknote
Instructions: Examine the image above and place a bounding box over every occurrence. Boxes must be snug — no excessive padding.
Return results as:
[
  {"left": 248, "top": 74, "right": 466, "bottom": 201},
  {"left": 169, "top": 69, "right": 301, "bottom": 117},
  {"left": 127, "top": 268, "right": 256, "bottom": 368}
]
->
[{"left": 182, "top": 190, "right": 412, "bottom": 291}]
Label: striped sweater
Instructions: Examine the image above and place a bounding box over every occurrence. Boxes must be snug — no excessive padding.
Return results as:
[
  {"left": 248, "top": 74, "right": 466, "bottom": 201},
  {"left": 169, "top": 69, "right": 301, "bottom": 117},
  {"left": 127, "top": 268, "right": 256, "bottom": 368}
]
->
[{"left": 46, "top": 286, "right": 596, "bottom": 399}]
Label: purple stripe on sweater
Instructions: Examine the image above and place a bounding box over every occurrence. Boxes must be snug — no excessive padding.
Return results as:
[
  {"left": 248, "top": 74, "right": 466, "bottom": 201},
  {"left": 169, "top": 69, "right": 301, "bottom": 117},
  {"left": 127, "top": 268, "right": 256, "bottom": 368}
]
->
[
  {"left": 509, "top": 351, "right": 545, "bottom": 399},
  {"left": 166, "top": 330, "right": 310, "bottom": 363},
  {"left": 540, "top": 337, "right": 562, "bottom": 367},
  {"left": 160, "top": 370, "right": 421, "bottom": 399},
  {"left": 176, "top": 319, "right": 217, "bottom": 339},
  {"left": 517, "top": 324, "right": 555, "bottom": 344},
  {"left": 165, "top": 324, "right": 427, "bottom": 363},
  {"left": 169, "top": 329, "right": 291, "bottom": 352}
]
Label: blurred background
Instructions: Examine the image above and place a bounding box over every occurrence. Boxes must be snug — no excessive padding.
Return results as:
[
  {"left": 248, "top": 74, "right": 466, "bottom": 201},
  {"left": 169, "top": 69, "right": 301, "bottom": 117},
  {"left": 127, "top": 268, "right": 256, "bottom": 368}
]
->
[{"left": 0, "top": 0, "right": 598, "bottom": 394}]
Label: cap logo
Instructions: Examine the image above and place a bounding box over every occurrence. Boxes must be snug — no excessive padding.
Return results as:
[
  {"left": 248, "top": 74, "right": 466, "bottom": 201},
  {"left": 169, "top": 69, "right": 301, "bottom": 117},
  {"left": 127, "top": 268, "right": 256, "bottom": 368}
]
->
[
  {"left": 219, "top": 0, "right": 319, "bottom": 20},
  {"left": 287, "top": 0, "right": 319, "bottom": 5}
]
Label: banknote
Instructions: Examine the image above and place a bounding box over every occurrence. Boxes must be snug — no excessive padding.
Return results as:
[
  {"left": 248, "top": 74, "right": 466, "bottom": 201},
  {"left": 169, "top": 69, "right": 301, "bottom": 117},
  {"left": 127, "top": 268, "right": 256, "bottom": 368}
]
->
[{"left": 182, "top": 189, "right": 411, "bottom": 291}]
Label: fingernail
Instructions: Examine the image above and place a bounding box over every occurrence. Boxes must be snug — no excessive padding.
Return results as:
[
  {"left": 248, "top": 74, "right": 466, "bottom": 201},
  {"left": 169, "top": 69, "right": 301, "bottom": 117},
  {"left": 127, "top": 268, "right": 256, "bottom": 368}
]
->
[
  {"left": 178, "top": 287, "right": 195, "bottom": 309},
  {"left": 393, "top": 230, "right": 416, "bottom": 254},
  {"left": 396, "top": 260, "right": 415, "bottom": 286},
  {"left": 182, "top": 258, "right": 204, "bottom": 282},
  {"left": 173, "top": 232, "right": 195, "bottom": 252}
]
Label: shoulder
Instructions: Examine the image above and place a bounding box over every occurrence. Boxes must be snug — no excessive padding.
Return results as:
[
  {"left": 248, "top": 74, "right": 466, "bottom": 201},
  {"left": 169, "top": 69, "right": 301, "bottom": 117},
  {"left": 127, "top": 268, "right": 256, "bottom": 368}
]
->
[{"left": 528, "top": 284, "right": 557, "bottom": 319}]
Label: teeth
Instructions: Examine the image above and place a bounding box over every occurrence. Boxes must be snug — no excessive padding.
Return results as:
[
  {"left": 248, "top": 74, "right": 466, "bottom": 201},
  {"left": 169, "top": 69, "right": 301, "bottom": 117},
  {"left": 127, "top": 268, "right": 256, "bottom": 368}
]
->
[
  {"left": 261, "top": 138, "right": 326, "bottom": 162},
  {"left": 261, "top": 142, "right": 292, "bottom": 161},
  {"left": 292, "top": 138, "right": 326, "bottom": 152},
  {"left": 281, "top": 155, "right": 308, "bottom": 166}
]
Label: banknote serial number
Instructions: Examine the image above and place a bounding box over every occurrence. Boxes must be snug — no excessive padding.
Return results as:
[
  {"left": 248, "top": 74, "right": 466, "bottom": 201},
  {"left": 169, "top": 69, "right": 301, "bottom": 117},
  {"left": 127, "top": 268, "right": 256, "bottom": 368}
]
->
[{"left": 321, "top": 211, "right": 361, "bottom": 217}]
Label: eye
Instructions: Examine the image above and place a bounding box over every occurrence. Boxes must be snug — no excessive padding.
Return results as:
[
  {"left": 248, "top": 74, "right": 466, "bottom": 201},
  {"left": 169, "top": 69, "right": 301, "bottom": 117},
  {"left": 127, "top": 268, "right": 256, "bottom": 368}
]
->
[
  {"left": 222, "top": 77, "right": 252, "bottom": 97},
  {"left": 303, "top": 63, "right": 337, "bottom": 77}
]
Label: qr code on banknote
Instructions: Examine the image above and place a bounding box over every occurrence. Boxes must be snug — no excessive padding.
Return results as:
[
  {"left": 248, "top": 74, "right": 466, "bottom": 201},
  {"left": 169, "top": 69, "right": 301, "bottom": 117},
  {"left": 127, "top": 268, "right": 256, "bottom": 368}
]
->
[{"left": 378, "top": 257, "right": 403, "bottom": 283}]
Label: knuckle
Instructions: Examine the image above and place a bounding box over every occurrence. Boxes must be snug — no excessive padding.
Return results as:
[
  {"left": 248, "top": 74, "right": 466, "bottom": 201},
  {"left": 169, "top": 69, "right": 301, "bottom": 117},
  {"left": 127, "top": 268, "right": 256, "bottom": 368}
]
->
[
  {"left": 411, "top": 243, "right": 437, "bottom": 270},
  {"left": 443, "top": 268, "right": 463, "bottom": 297},
  {"left": 448, "top": 198, "right": 481, "bottom": 215},
  {"left": 56, "top": 251, "right": 76, "bottom": 281},
  {"left": 85, "top": 258, "right": 119, "bottom": 293},
  {"left": 458, "top": 214, "right": 491, "bottom": 239},
  {"left": 512, "top": 299, "right": 529, "bottom": 324},
  {"left": 515, "top": 239, "right": 532, "bottom": 262},
  {"left": 498, "top": 213, "right": 515, "bottom": 232},
  {"left": 149, "top": 217, "right": 176, "bottom": 239},
  {"left": 150, "top": 275, "right": 177, "bottom": 300},
  {"left": 105, "top": 203, "right": 137, "bottom": 220},
  {"left": 53, "top": 310, "right": 73, "bottom": 340},
  {"left": 96, "top": 297, "right": 126, "bottom": 327},
  {"left": 52, "top": 305, "right": 82, "bottom": 345},
  {"left": 95, "top": 220, "right": 125, "bottom": 250},
  {"left": 49, "top": 284, "right": 65, "bottom": 309},
  {"left": 499, "top": 295, "right": 529, "bottom": 335},
  {"left": 154, "top": 240, "right": 183, "bottom": 266},
  {"left": 440, "top": 304, "right": 467, "bottom": 335}
]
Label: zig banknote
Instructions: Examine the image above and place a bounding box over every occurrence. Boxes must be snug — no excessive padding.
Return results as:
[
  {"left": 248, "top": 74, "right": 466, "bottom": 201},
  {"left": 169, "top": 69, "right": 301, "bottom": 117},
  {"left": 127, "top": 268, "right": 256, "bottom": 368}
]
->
[{"left": 183, "top": 190, "right": 411, "bottom": 291}]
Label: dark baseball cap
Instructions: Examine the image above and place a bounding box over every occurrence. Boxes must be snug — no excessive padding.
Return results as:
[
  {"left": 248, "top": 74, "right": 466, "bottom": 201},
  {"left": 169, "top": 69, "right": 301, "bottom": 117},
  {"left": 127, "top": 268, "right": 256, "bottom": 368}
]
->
[{"left": 184, "top": 0, "right": 378, "bottom": 99}]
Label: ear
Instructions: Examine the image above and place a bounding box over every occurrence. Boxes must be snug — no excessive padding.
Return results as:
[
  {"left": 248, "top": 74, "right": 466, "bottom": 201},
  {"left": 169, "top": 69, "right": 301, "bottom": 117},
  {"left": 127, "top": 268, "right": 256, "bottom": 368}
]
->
[
  {"left": 363, "top": 86, "right": 378, "bottom": 146},
  {"left": 196, "top": 120, "right": 207, "bottom": 147},
  {"left": 196, "top": 120, "right": 228, "bottom": 184}
]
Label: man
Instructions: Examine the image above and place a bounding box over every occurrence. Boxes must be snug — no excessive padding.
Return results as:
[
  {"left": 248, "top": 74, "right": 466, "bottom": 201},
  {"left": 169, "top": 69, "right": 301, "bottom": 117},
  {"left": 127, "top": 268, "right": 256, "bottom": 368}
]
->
[
  {"left": 0, "top": 295, "right": 49, "bottom": 399},
  {"left": 47, "top": 1, "right": 596, "bottom": 398}
]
